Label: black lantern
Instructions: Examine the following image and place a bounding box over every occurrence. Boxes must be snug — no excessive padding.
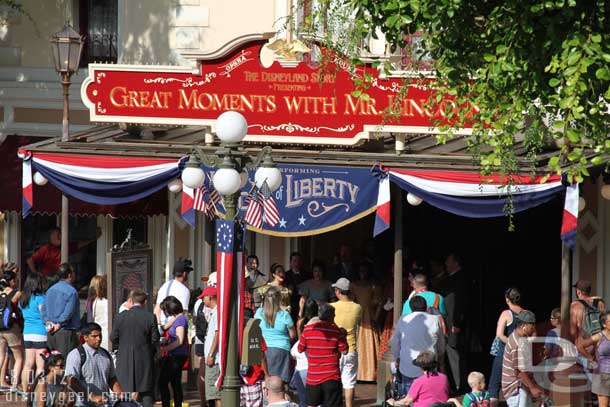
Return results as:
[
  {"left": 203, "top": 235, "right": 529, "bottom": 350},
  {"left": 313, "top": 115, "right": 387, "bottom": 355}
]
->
[{"left": 50, "top": 24, "right": 84, "bottom": 76}]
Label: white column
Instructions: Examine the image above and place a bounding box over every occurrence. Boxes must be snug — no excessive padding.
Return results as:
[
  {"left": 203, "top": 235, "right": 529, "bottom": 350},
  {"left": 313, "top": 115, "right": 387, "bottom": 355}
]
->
[
  {"left": 166, "top": 191, "right": 179, "bottom": 283},
  {"left": 255, "top": 232, "right": 270, "bottom": 277},
  {"left": 5, "top": 212, "right": 20, "bottom": 267},
  {"left": 96, "top": 215, "right": 113, "bottom": 275}
]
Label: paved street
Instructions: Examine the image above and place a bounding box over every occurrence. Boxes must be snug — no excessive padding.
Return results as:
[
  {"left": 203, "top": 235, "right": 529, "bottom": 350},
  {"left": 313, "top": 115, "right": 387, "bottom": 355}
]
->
[{"left": 0, "top": 383, "right": 379, "bottom": 407}]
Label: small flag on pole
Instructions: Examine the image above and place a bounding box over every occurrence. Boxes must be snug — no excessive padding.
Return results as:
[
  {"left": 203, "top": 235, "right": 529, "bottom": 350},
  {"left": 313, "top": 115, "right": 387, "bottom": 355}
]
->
[
  {"left": 193, "top": 186, "right": 208, "bottom": 212},
  {"left": 258, "top": 180, "right": 280, "bottom": 227},
  {"left": 244, "top": 189, "right": 263, "bottom": 228}
]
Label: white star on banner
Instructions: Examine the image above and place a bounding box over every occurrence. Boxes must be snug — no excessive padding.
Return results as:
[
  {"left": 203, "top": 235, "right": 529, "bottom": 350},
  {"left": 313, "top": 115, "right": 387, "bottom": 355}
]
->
[
  {"left": 298, "top": 215, "right": 306, "bottom": 226},
  {"left": 279, "top": 218, "right": 287, "bottom": 228}
]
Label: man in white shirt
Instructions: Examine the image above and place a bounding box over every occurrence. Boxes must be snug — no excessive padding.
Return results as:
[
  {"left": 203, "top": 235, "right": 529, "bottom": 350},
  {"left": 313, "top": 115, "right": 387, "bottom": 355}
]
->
[
  {"left": 390, "top": 295, "right": 446, "bottom": 398},
  {"left": 154, "top": 258, "right": 192, "bottom": 324}
]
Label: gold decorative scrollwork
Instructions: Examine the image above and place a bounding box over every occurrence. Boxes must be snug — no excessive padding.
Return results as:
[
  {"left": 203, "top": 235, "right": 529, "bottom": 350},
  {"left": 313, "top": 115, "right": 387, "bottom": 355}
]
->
[
  {"left": 96, "top": 72, "right": 106, "bottom": 84},
  {"left": 307, "top": 201, "right": 350, "bottom": 218},
  {"left": 143, "top": 73, "right": 217, "bottom": 87},
  {"left": 249, "top": 123, "right": 355, "bottom": 134}
]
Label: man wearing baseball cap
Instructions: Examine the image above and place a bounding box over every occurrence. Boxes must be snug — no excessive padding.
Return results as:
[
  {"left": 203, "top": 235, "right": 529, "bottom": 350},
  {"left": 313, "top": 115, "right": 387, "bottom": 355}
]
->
[
  {"left": 330, "top": 278, "right": 362, "bottom": 407},
  {"left": 501, "top": 310, "right": 546, "bottom": 406},
  {"left": 569, "top": 279, "right": 606, "bottom": 344},
  {"left": 154, "top": 258, "right": 193, "bottom": 325}
]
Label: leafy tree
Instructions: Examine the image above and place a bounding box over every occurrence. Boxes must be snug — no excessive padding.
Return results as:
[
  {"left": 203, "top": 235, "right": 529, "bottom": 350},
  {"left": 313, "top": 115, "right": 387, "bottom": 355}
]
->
[{"left": 297, "top": 0, "right": 610, "bottom": 184}]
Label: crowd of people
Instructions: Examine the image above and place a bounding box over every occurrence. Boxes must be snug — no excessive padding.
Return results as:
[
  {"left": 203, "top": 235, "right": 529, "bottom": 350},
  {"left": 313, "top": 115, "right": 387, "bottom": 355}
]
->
[{"left": 1, "top": 229, "right": 609, "bottom": 407}]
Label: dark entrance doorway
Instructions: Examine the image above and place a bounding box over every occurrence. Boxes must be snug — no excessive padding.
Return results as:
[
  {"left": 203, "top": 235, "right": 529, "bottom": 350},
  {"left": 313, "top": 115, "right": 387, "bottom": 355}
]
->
[{"left": 403, "top": 193, "right": 564, "bottom": 378}]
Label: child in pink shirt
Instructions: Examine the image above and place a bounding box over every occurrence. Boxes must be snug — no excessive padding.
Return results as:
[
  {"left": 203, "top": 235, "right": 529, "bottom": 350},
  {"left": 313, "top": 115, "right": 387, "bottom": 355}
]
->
[{"left": 385, "top": 351, "right": 450, "bottom": 406}]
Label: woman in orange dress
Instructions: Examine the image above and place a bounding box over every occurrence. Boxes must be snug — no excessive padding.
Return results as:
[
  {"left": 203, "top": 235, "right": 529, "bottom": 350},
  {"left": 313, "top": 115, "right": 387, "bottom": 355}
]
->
[{"left": 352, "top": 262, "right": 381, "bottom": 381}]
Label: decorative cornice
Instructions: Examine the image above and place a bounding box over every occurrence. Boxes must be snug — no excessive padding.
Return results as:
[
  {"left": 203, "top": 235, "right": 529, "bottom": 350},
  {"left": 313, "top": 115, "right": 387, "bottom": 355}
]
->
[{"left": 180, "top": 32, "right": 276, "bottom": 62}]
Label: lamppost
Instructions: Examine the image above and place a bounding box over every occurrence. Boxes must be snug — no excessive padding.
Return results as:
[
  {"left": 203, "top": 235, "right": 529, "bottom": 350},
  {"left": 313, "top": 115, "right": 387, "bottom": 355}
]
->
[
  {"left": 50, "top": 24, "right": 84, "bottom": 262},
  {"left": 181, "top": 111, "right": 281, "bottom": 405}
]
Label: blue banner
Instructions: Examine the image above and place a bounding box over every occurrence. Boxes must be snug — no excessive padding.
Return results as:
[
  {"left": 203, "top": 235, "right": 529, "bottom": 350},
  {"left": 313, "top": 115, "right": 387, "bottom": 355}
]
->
[{"left": 238, "top": 164, "right": 378, "bottom": 236}]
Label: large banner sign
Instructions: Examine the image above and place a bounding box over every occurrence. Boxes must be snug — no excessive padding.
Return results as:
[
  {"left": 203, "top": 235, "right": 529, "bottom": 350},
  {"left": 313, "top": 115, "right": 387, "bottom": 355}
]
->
[
  {"left": 238, "top": 164, "right": 378, "bottom": 236},
  {"left": 81, "top": 40, "right": 474, "bottom": 146}
]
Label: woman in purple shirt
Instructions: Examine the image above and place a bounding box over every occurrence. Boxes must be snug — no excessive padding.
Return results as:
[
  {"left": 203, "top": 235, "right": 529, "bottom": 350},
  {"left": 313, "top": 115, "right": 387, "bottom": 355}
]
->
[
  {"left": 579, "top": 311, "right": 610, "bottom": 407},
  {"left": 159, "top": 296, "right": 188, "bottom": 407}
]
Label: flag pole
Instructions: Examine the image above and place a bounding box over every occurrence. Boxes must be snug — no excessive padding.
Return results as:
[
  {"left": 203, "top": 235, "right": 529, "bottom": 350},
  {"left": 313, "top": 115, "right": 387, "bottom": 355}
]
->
[{"left": 221, "top": 192, "right": 241, "bottom": 406}]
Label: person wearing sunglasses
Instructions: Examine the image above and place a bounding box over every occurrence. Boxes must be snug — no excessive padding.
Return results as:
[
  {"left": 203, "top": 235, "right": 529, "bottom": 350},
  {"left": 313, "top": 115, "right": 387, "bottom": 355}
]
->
[{"left": 32, "top": 349, "right": 75, "bottom": 407}]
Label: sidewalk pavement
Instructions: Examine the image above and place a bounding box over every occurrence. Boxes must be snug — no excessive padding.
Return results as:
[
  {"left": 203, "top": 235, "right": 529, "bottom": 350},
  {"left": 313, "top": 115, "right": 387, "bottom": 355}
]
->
[{"left": 0, "top": 383, "right": 379, "bottom": 407}]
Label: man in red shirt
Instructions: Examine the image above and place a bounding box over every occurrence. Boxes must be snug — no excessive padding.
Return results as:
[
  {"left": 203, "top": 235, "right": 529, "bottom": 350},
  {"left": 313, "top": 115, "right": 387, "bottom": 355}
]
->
[
  {"left": 298, "top": 303, "right": 348, "bottom": 407},
  {"left": 27, "top": 227, "right": 100, "bottom": 277}
]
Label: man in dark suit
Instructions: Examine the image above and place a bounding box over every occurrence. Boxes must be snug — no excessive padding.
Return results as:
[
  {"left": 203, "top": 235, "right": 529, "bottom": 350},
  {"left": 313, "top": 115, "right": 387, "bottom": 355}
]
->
[
  {"left": 332, "top": 244, "right": 355, "bottom": 282},
  {"left": 443, "top": 252, "right": 469, "bottom": 394},
  {"left": 110, "top": 289, "right": 159, "bottom": 407},
  {"left": 285, "top": 252, "right": 311, "bottom": 322}
]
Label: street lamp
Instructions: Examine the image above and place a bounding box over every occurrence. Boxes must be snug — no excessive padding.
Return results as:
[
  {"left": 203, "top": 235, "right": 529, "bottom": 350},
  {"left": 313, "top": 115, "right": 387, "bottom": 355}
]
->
[
  {"left": 50, "top": 24, "right": 84, "bottom": 262},
  {"left": 181, "top": 111, "right": 281, "bottom": 405}
]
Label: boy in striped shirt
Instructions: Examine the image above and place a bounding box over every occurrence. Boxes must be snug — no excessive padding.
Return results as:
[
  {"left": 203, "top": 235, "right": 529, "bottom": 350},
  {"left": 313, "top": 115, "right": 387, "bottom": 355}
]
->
[{"left": 298, "top": 303, "right": 348, "bottom": 407}]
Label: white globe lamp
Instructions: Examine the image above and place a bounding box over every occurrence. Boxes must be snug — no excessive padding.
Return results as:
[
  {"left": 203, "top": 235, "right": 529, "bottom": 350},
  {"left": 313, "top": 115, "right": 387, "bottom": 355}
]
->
[
  {"left": 255, "top": 167, "right": 282, "bottom": 192},
  {"left": 254, "top": 149, "right": 282, "bottom": 191},
  {"left": 168, "top": 179, "right": 183, "bottom": 193},
  {"left": 212, "top": 156, "right": 242, "bottom": 195},
  {"left": 213, "top": 168, "right": 242, "bottom": 196},
  {"left": 33, "top": 172, "right": 48, "bottom": 186},
  {"left": 579, "top": 196, "right": 586, "bottom": 212},
  {"left": 407, "top": 192, "right": 423, "bottom": 206},
  {"left": 215, "top": 111, "right": 248, "bottom": 144},
  {"left": 181, "top": 154, "right": 205, "bottom": 189}
]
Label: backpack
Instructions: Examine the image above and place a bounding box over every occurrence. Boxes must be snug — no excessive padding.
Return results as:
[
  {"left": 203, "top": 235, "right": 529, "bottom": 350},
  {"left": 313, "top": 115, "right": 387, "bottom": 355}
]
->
[
  {"left": 195, "top": 302, "right": 208, "bottom": 343},
  {"left": 580, "top": 299, "right": 603, "bottom": 337},
  {"left": 77, "top": 345, "right": 112, "bottom": 371},
  {"left": 466, "top": 391, "right": 491, "bottom": 407},
  {"left": 427, "top": 293, "right": 447, "bottom": 335},
  {"left": 0, "top": 289, "right": 17, "bottom": 330}
]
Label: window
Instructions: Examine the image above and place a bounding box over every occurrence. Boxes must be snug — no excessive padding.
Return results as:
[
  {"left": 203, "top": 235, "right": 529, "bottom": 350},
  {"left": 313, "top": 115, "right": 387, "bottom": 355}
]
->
[{"left": 79, "top": 0, "right": 118, "bottom": 65}]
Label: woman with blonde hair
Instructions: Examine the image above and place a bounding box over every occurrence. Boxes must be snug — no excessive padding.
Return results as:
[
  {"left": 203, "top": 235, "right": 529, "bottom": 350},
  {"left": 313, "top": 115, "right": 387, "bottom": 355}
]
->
[
  {"left": 254, "top": 286, "right": 295, "bottom": 384},
  {"left": 87, "top": 275, "right": 109, "bottom": 349}
]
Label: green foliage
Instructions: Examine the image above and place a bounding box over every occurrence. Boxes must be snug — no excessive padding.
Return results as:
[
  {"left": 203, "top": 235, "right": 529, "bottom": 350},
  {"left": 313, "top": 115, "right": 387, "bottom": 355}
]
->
[{"left": 297, "top": 0, "right": 610, "bottom": 185}]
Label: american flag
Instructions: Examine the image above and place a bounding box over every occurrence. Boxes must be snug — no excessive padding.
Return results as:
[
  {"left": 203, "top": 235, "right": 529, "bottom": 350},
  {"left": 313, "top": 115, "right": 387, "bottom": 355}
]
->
[
  {"left": 258, "top": 180, "right": 280, "bottom": 227},
  {"left": 215, "top": 219, "right": 234, "bottom": 388},
  {"left": 243, "top": 189, "right": 263, "bottom": 228},
  {"left": 193, "top": 186, "right": 208, "bottom": 212},
  {"left": 206, "top": 176, "right": 221, "bottom": 219}
]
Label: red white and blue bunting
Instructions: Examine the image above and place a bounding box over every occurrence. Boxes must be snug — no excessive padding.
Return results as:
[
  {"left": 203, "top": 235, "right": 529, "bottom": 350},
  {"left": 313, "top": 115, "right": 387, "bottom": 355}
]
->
[
  {"left": 373, "top": 165, "right": 571, "bottom": 238},
  {"left": 20, "top": 150, "right": 576, "bottom": 245},
  {"left": 20, "top": 150, "right": 182, "bottom": 218}
]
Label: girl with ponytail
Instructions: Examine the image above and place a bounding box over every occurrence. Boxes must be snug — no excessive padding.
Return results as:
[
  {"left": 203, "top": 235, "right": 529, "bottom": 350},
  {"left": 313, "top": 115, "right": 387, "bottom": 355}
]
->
[{"left": 254, "top": 286, "right": 296, "bottom": 384}]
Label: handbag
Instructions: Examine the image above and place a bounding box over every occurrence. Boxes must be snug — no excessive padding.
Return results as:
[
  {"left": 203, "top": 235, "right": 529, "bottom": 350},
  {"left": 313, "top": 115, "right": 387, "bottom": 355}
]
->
[
  {"left": 162, "top": 328, "right": 190, "bottom": 370},
  {"left": 490, "top": 336, "right": 502, "bottom": 356}
]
